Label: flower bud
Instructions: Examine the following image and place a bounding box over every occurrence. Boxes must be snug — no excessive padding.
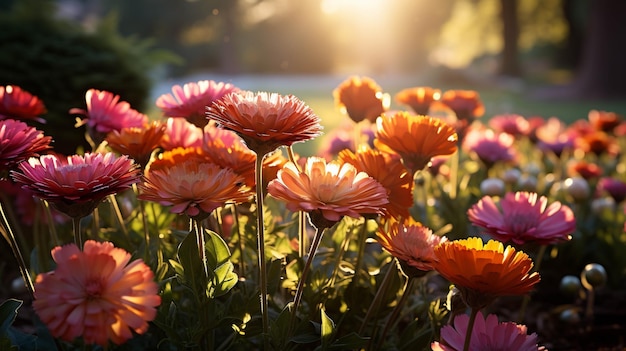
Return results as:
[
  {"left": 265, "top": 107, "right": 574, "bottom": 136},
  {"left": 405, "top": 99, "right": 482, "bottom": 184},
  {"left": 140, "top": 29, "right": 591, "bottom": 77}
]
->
[
  {"left": 517, "top": 175, "right": 537, "bottom": 192},
  {"left": 480, "top": 178, "right": 505, "bottom": 196},
  {"left": 503, "top": 168, "right": 521, "bottom": 184},
  {"left": 563, "top": 177, "right": 590, "bottom": 201},
  {"left": 581, "top": 263, "right": 607, "bottom": 289},
  {"left": 559, "top": 275, "right": 582, "bottom": 297}
]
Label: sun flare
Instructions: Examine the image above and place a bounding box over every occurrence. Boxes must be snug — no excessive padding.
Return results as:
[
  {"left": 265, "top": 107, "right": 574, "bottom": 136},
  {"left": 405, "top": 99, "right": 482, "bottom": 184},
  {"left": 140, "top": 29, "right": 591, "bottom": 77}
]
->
[{"left": 321, "top": 0, "right": 387, "bottom": 17}]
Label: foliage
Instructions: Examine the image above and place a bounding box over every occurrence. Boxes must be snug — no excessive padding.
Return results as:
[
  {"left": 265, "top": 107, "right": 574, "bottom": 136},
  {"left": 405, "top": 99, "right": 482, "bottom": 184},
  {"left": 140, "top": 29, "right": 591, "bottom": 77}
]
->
[{"left": 0, "top": 0, "right": 176, "bottom": 154}]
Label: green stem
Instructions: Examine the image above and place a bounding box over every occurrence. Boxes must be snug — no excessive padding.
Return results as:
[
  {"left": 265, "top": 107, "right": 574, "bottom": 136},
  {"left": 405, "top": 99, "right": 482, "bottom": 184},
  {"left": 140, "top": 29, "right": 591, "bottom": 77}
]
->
[
  {"left": 326, "top": 224, "right": 353, "bottom": 289},
  {"left": 0, "top": 202, "right": 34, "bottom": 298},
  {"left": 73, "top": 217, "right": 83, "bottom": 250},
  {"left": 194, "top": 219, "right": 209, "bottom": 277},
  {"left": 289, "top": 226, "right": 326, "bottom": 329},
  {"left": 231, "top": 204, "right": 245, "bottom": 278},
  {"left": 108, "top": 194, "right": 129, "bottom": 238},
  {"left": 358, "top": 260, "right": 396, "bottom": 336},
  {"left": 449, "top": 150, "right": 459, "bottom": 199},
  {"left": 352, "top": 219, "right": 369, "bottom": 286},
  {"left": 254, "top": 153, "right": 270, "bottom": 349},
  {"left": 518, "top": 244, "right": 547, "bottom": 322},
  {"left": 463, "top": 308, "right": 480, "bottom": 351},
  {"left": 375, "top": 276, "right": 416, "bottom": 349}
]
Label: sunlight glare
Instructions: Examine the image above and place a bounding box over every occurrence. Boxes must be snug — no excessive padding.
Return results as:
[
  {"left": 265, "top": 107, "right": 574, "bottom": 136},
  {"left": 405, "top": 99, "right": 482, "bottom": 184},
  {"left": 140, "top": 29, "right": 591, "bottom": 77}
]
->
[{"left": 321, "top": 0, "right": 387, "bottom": 17}]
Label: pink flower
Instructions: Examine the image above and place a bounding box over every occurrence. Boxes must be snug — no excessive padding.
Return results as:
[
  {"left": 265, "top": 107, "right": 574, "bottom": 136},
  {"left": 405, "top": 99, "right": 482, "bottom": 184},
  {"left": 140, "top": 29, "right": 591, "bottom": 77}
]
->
[
  {"left": 488, "top": 114, "right": 530, "bottom": 137},
  {"left": 596, "top": 177, "right": 626, "bottom": 203},
  {"left": 160, "top": 117, "right": 203, "bottom": 151},
  {"left": 463, "top": 128, "right": 516, "bottom": 168},
  {"left": 11, "top": 153, "right": 141, "bottom": 219},
  {"left": 71, "top": 89, "right": 148, "bottom": 134},
  {"left": 431, "top": 313, "right": 545, "bottom": 351},
  {"left": 267, "top": 157, "right": 388, "bottom": 228},
  {"left": 468, "top": 191, "right": 575, "bottom": 245},
  {"left": 0, "top": 85, "right": 47, "bottom": 123},
  {"left": 157, "top": 80, "right": 239, "bottom": 127},
  {"left": 0, "top": 119, "right": 52, "bottom": 174},
  {"left": 33, "top": 240, "right": 161, "bottom": 346}
]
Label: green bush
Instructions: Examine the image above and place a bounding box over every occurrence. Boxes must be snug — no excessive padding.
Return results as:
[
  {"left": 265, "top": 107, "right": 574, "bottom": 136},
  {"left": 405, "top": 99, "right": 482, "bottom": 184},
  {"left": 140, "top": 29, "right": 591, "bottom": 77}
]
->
[{"left": 0, "top": 1, "right": 172, "bottom": 154}]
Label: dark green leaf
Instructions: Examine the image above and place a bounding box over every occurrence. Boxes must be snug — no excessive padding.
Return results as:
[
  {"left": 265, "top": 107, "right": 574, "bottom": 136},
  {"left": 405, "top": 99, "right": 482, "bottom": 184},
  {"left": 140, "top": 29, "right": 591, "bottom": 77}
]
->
[{"left": 0, "top": 299, "right": 22, "bottom": 334}]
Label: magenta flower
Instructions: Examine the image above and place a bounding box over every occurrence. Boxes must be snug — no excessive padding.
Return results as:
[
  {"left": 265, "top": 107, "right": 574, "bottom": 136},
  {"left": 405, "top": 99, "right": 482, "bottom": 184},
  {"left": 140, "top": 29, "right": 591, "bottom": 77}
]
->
[
  {"left": 596, "top": 177, "right": 626, "bottom": 203},
  {"left": 11, "top": 152, "right": 141, "bottom": 219},
  {"left": 488, "top": 114, "right": 530, "bottom": 138},
  {"left": 157, "top": 80, "right": 240, "bottom": 127},
  {"left": 468, "top": 191, "right": 576, "bottom": 245},
  {"left": 463, "top": 128, "right": 516, "bottom": 168},
  {"left": 71, "top": 89, "right": 148, "bottom": 134},
  {"left": 0, "top": 85, "right": 47, "bottom": 123},
  {"left": 431, "top": 313, "right": 545, "bottom": 351},
  {"left": 160, "top": 117, "right": 203, "bottom": 151},
  {"left": 0, "top": 119, "right": 52, "bottom": 174}
]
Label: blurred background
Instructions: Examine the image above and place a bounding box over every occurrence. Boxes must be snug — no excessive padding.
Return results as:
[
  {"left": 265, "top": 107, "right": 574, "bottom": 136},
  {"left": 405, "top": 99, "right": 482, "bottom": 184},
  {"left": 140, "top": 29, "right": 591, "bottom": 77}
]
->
[{"left": 1, "top": 0, "right": 625, "bottom": 153}]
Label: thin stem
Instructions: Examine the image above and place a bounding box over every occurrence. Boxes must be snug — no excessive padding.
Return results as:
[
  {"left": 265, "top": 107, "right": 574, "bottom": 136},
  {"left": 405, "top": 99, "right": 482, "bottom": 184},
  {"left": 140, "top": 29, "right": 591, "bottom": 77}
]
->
[
  {"left": 289, "top": 226, "right": 326, "bottom": 329},
  {"left": 375, "top": 276, "right": 416, "bottom": 349},
  {"left": 358, "top": 260, "right": 396, "bottom": 335},
  {"left": 41, "top": 200, "right": 60, "bottom": 246},
  {"left": 351, "top": 219, "right": 369, "bottom": 286},
  {"left": 231, "top": 204, "right": 245, "bottom": 278},
  {"left": 108, "top": 194, "right": 128, "bottom": 238},
  {"left": 193, "top": 219, "right": 209, "bottom": 277},
  {"left": 0, "top": 202, "right": 34, "bottom": 298},
  {"left": 449, "top": 150, "right": 459, "bottom": 199},
  {"left": 463, "top": 308, "right": 480, "bottom": 351},
  {"left": 254, "top": 153, "right": 270, "bottom": 348},
  {"left": 326, "top": 224, "right": 353, "bottom": 289},
  {"left": 518, "top": 244, "right": 547, "bottom": 322},
  {"left": 73, "top": 217, "right": 83, "bottom": 250}
]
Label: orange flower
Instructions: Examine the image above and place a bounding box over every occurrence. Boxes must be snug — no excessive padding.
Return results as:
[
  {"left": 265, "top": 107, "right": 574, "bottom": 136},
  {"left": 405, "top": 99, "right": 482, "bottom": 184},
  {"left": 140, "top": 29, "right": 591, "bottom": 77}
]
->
[
  {"left": 338, "top": 147, "right": 413, "bottom": 219},
  {"left": 576, "top": 130, "right": 620, "bottom": 156},
  {"left": 0, "top": 85, "right": 47, "bottom": 123},
  {"left": 106, "top": 121, "right": 166, "bottom": 168},
  {"left": 148, "top": 147, "right": 205, "bottom": 173},
  {"left": 207, "top": 91, "right": 322, "bottom": 156},
  {"left": 374, "top": 111, "right": 458, "bottom": 174},
  {"left": 33, "top": 240, "right": 161, "bottom": 346},
  {"left": 333, "top": 76, "right": 389, "bottom": 123},
  {"left": 395, "top": 86, "right": 441, "bottom": 115},
  {"left": 433, "top": 238, "right": 540, "bottom": 309},
  {"left": 377, "top": 217, "right": 446, "bottom": 277},
  {"left": 267, "top": 157, "right": 388, "bottom": 229},
  {"left": 588, "top": 110, "right": 622, "bottom": 132},
  {"left": 439, "top": 90, "right": 485, "bottom": 121},
  {"left": 139, "top": 159, "right": 252, "bottom": 218},
  {"left": 202, "top": 124, "right": 256, "bottom": 188}
]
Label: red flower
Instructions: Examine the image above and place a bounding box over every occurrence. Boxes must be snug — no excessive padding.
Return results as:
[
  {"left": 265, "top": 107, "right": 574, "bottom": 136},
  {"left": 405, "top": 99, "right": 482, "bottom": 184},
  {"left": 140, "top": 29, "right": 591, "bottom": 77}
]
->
[
  {"left": 33, "top": 240, "right": 161, "bottom": 346},
  {"left": 11, "top": 153, "right": 141, "bottom": 219},
  {"left": 468, "top": 191, "right": 575, "bottom": 245},
  {"left": 0, "top": 85, "right": 47, "bottom": 123},
  {"left": 157, "top": 80, "right": 240, "bottom": 127},
  {"left": 0, "top": 119, "right": 52, "bottom": 174}
]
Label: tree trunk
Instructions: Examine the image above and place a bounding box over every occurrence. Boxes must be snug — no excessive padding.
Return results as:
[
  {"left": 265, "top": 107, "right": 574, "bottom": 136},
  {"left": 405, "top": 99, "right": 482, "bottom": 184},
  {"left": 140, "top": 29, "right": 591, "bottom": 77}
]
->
[
  {"left": 570, "top": 0, "right": 626, "bottom": 98},
  {"left": 499, "top": 0, "right": 521, "bottom": 76}
]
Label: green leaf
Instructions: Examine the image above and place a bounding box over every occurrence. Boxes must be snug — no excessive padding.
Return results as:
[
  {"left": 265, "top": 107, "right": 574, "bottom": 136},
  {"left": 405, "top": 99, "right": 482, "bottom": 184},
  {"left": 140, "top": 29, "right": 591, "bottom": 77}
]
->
[
  {"left": 325, "top": 332, "right": 369, "bottom": 350},
  {"left": 211, "top": 261, "right": 238, "bottom": 297},
  {"left": 177, "top": 231, "right": 208, "bottom": 296},
  {"left": 204, "top": 229, "right": 232, "bottom": 270},
  {"left": 0, "top": 299, "right": 22, "bottom": 334},
  {"left": 320, "top": 308, "right": 335, "bottom": 350}
]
